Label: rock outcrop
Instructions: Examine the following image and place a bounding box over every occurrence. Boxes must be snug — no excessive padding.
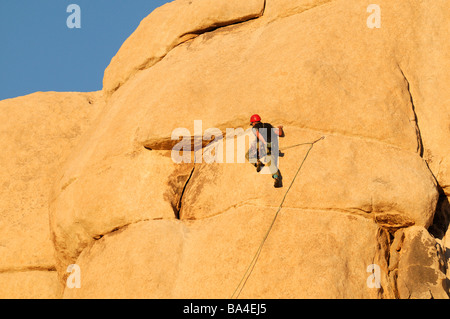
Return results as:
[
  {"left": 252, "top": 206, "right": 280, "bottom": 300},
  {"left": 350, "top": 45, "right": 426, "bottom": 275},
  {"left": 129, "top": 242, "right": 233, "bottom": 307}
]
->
[
  {"left": 1, "top": 0, "right": 449, "bottom": 298},
  {"left": 0, "top": 92, "right": 104, "bottom": 298},
  {"left": 102, "top": 0, "right": 266, "bottom": 100}
]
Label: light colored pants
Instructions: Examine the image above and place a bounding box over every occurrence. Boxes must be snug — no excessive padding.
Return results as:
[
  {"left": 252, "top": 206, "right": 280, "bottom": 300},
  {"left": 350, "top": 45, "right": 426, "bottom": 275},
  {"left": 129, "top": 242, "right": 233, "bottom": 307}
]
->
[{"left": 246, "top": 142, "right": 279, "bottom": 176}]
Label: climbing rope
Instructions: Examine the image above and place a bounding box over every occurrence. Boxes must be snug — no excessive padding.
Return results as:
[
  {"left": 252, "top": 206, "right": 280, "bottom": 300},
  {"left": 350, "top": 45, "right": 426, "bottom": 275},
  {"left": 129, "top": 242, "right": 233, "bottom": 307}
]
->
[
  {"left": 230, "top": 136, "right": 325, "bottom": 299},
  {"left": 279, "top": 136, "right": 327, "bottom": 151}
]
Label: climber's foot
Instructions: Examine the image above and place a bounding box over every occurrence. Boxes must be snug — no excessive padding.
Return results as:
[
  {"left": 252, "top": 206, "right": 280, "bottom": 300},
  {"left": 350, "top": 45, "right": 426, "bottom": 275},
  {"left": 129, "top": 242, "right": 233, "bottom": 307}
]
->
[
  {"left": 273, "top": 176, "right": 282, "bottom": 188},
  {"left": 256, "top": 161, "right": 264, "bottom": 173}
]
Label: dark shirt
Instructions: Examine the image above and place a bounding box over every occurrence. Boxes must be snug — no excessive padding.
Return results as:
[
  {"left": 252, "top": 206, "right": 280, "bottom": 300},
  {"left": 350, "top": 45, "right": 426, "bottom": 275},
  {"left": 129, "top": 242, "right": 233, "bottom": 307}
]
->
[{"left": 252, "top": 122, "right": 275, "bottom": 144}]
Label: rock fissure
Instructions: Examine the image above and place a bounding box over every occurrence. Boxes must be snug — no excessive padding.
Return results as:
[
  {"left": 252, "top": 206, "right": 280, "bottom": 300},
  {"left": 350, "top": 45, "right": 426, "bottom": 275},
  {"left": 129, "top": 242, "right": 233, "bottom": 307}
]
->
[
  {"left": 386, "top": 229, "right": 403, "bottom": 298},
  {"left": 143, "top": 136, "right": 216, "bottom": 152},
  {"left": 91, "top": 226, "right": 128, "bottom": 243},
  {"left": 0, "top": 266, "right": 57, "bottom": 274},
  {"left": 398, "top": 67, "right": 424, "bottom": 157},
  {"left": 105, "top": 1, "right": 267, "bottom": 99},
  {"left": 263, "top": 0, "right": 335, "bottom": 21},
  {"left": 176, "top": 166, "right": 195, "bottom": 219},
  {"left": 179, "top": 15, "right": 262, "bottom": 40}
]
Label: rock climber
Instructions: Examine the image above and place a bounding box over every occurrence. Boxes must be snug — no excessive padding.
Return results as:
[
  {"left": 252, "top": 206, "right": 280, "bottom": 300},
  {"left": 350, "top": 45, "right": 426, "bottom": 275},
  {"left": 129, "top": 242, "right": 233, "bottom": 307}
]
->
[{"left": 247, "top": 114, "right": 284, "bottom": 188}]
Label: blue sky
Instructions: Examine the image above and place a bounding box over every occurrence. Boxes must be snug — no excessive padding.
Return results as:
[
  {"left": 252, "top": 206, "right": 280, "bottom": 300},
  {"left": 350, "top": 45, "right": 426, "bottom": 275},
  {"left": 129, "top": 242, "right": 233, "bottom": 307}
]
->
[{"left": 0, "top": 0, "right": 171, "bottom": 100}]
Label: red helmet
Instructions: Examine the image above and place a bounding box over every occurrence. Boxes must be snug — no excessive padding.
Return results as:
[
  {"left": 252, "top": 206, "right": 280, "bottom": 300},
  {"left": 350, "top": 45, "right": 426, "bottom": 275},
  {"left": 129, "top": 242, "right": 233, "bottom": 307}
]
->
[{"left": 250, "top": 114, "right": 261, "bottom": 124}]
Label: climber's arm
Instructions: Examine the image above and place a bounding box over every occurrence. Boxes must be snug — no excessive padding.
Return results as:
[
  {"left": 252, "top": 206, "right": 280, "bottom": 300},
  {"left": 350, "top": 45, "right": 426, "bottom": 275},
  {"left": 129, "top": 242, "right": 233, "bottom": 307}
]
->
[
  {"left": 274, "top": 125, "right": 284, "bottom": 137},
  {"left": 255, "top": 130, "right": 267, "bottom": 144}
]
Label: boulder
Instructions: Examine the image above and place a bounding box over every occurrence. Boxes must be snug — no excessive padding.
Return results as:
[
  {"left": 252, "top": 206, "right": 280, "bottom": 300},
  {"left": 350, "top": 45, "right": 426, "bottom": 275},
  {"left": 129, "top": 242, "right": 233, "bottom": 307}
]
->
[
  {"left": 0, "top": 91, "right": 104, "bottom": 298},
  {"left": 64, "top": 209, "right": 390, "bottom": 299},
  {"left": 103, "top": 0, "right": 265, "bottom": 99},
  {"left": 395, "top": 227, "right": 449, "bottom": 299}
]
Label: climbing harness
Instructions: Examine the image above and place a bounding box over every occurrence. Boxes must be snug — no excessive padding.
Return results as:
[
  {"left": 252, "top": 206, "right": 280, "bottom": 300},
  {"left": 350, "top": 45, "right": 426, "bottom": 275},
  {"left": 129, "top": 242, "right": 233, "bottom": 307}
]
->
[{"left": 230, "top": 136, "right": 325, "bottom": 299}]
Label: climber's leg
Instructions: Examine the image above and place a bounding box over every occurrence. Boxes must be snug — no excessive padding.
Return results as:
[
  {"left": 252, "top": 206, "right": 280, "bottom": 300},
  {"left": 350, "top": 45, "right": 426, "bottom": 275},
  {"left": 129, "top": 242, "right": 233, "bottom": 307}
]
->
[
  {"left": 247, "top": 143, "right": 264, "bottom": 172},
  {"left": 266, "top": 144, "right": 282, "bottom": 188}
]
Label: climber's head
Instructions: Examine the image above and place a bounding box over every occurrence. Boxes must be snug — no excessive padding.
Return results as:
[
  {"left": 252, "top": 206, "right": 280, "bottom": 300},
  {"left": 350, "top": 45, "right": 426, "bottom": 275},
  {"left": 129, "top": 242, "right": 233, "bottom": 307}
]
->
[{"left": 250, "top": 114, "right": 261, "bottom": 126}]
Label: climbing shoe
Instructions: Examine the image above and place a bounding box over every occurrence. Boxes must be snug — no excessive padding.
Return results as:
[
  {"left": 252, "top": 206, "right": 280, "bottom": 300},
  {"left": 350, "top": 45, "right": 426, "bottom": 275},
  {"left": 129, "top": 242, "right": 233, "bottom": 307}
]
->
[
  {"left": 273, "top": 176, "right": 282, "bottom": 188},
  {"left": 256, "top": 160, "right": 264, "bottom": 173}
]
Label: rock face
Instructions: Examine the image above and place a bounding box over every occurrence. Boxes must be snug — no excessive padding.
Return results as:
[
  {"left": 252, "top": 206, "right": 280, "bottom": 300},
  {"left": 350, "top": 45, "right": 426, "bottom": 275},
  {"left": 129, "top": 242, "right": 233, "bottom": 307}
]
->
[
  {"left": 102, "top": 0, "right": 265, "bottom": 100},
  {"left": 1, "top": 0, "right": 450, "bottom": 298},
  {"left": 0, "top": 92, "right": 104, "bottom": 298}
]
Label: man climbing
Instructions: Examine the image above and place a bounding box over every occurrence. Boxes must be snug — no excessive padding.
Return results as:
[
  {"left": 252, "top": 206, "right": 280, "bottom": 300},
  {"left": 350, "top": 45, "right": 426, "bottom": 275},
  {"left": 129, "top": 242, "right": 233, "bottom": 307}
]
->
[{"left": 247, "top": 114, "right": 284, "bottom": 188}]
